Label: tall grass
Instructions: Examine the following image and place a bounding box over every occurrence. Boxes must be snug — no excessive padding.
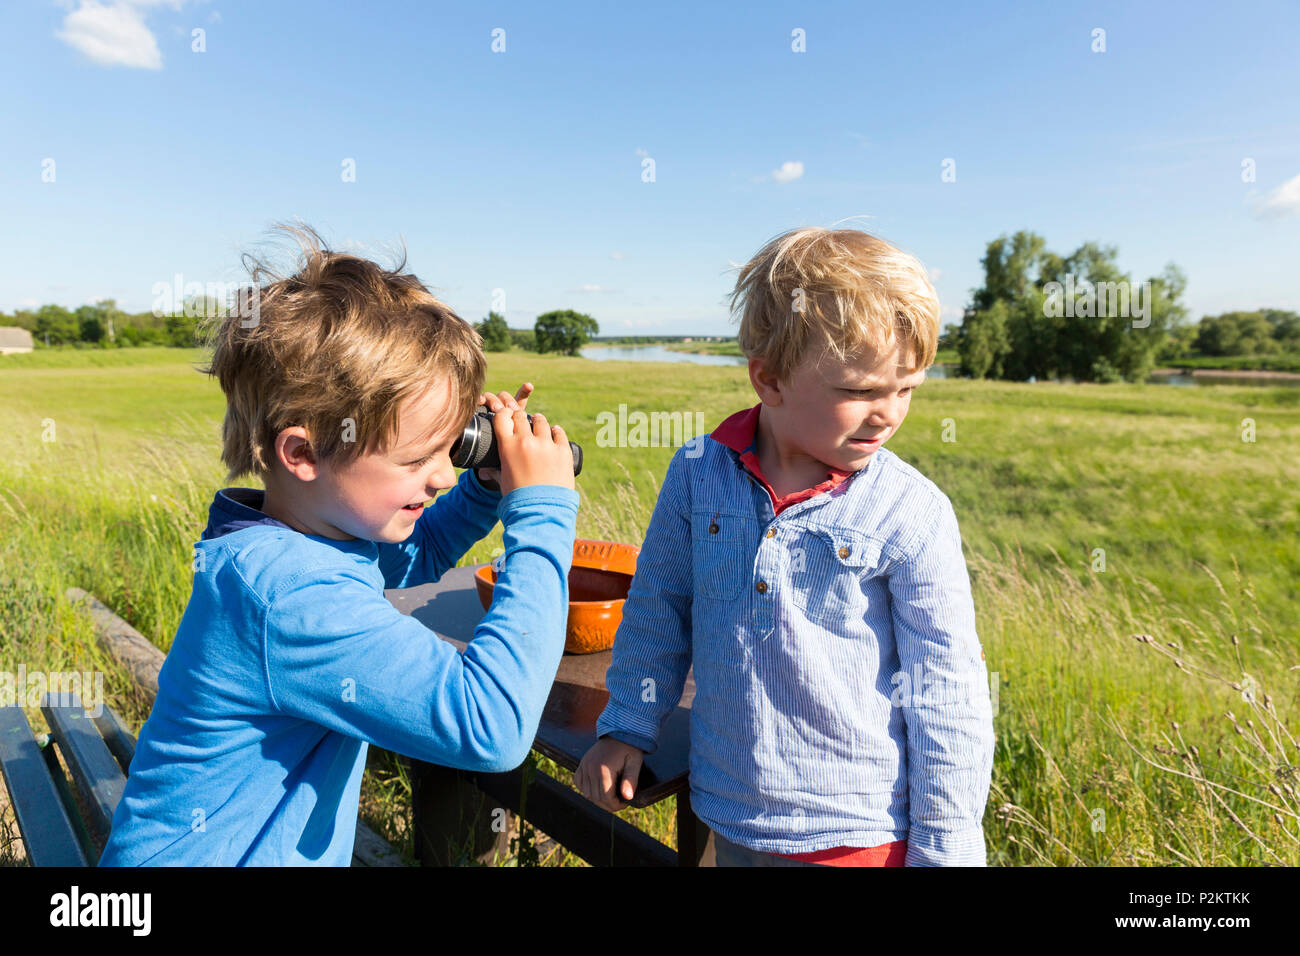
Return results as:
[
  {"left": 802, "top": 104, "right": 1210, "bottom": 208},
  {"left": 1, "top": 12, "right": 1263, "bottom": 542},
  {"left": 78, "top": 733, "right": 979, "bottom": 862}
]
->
[
  {"left": 2, "top": 348, "right": 1297, "bottom": 865},
  {"left": 973, "top": 545, "right": 1297, "bottom": 865}
]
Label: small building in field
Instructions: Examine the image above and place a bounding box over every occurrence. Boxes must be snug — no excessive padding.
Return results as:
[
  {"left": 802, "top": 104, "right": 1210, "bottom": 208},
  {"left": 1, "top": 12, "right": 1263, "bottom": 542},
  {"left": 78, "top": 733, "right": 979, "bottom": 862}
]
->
[{"left": 0, "top": 327, "right": 34, "bottom": 355}]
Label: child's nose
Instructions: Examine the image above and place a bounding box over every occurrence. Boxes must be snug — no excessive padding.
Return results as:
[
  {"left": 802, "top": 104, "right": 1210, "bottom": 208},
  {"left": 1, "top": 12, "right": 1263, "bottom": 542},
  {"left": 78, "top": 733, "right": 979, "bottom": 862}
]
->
[{"left": 868, "top": 395, "right": 908, "bottom": 425}]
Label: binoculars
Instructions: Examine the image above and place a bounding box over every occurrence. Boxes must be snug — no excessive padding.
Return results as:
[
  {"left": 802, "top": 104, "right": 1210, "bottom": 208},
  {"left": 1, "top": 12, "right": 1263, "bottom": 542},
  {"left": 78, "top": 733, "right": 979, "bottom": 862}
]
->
[{"left": 450, "top": 405, "right": 583, "bottom": 477}]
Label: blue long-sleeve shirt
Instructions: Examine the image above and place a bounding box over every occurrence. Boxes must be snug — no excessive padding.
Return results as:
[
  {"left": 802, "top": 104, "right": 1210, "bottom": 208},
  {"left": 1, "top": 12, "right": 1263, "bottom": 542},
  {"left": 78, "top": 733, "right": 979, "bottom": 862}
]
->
[
  {"left": 595, "top": 429, "right": 995, "bottom": 866},
  {"left": 99, "top": 469, "right": 578, "bottom": 866}
]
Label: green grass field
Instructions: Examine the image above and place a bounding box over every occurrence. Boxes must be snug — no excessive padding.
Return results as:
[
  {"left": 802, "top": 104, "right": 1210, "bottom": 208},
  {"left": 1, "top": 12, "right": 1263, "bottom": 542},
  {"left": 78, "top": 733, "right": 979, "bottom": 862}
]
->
[{"left": 1, "top": 346, "right": 1297, "bottom": 866}]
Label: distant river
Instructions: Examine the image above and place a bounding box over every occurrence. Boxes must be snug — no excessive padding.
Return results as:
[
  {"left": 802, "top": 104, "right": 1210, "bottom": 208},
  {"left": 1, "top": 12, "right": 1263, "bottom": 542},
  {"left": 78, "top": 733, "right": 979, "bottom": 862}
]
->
[
  {"left": 580, "top": 344, "right": 747, "bottom": 366},
  {"left": 579, "top": 345, "right": 1300, "bottom": 387}
]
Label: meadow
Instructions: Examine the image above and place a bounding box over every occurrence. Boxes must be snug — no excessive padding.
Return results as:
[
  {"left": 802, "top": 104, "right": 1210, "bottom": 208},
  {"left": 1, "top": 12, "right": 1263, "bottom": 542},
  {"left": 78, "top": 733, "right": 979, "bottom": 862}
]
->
[{"left": 1, "top": 346, "right": 1297, "bottom": 866}]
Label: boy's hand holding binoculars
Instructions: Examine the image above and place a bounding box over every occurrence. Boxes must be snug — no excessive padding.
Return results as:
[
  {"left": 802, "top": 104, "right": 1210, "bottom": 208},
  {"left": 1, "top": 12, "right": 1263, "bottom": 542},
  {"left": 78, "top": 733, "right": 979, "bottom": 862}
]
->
[
  {"left": 473, "top": 383, "right": 575, "bottom": 494},
  {"left": 576, "top": 736, "right": 644, "bottom": 812}
]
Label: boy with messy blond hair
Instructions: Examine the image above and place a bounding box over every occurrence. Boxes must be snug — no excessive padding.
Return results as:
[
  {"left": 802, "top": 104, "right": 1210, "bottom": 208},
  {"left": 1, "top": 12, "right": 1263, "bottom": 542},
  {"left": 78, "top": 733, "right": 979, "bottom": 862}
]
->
[
  {"left": 577, "top": 227, "right": 995, "bottom": 866},
  {"left": 101, "top": 225, "right": 578, "bottom": 866}
]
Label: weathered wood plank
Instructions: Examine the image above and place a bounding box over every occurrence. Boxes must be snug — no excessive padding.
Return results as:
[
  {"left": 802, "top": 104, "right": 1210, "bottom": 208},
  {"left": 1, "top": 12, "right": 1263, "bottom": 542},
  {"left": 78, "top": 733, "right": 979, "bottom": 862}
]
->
[
  {"left": 468, "top": 766, "right": 677, "bottom": 867},
  {"left": 351, "top": 819, "right": 410, "bottom": 866},
  {"left": 66, "top": 587, "right": 166, "bottom": 704},
  {"left": 40, "top": 694, "right": 125, "bottom": 841},
  {"left": 0, "top": 705, "right": 89, "bottom": 867},
  {"left": 92, "top": 706, "right": 136, "bottom": 776}
]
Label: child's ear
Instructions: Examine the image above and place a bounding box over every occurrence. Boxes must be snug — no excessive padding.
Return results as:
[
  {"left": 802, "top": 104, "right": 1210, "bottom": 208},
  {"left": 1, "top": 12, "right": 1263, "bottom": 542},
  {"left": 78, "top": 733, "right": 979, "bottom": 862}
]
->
[
  {"left": 748, "top": 357, "right": 784, "bottom": 406},
  {"left": 274, "top": 427, "right": 320, "bottom": 479}
]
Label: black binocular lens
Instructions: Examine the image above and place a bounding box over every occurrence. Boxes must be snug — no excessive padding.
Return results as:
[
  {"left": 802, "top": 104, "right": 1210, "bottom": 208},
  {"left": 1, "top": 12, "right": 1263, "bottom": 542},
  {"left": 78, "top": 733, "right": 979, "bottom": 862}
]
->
[{"left": 449, "top": 405, "right": 583, "bottom": 477}]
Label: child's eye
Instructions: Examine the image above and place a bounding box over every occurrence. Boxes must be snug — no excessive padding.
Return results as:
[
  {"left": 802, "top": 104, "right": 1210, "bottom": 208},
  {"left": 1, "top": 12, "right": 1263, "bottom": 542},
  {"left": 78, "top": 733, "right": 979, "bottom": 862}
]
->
[
  {"left": 847, "top": 387, "right": 914, "bottom": 397},
  {"left": 408, "top": 453, "right": 435, "bottom": 468}
]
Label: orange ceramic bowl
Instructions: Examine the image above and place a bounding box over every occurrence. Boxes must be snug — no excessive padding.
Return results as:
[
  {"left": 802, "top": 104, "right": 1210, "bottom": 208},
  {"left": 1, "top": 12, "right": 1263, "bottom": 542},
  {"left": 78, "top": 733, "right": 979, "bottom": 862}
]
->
[{"left": 473, "top": 539, "right": 640, "bottom": 654}]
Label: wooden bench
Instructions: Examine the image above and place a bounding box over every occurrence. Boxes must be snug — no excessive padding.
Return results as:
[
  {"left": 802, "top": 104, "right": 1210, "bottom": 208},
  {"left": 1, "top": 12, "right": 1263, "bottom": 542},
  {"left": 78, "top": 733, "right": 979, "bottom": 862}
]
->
[{"left": 0, "top": 693, "right": 133, "bottom": 866}]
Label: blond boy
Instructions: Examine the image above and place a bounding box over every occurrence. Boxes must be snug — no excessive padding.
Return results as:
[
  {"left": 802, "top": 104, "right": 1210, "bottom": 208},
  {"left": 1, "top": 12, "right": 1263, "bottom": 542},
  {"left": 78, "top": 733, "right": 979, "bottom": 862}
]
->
[{"left": 577, "top": 227, "right": 995, "bottom": 866}]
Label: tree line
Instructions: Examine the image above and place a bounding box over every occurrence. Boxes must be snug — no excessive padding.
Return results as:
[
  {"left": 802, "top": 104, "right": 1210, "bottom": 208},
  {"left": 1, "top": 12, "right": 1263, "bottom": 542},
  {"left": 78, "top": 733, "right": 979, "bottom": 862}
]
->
[
  {"left": 1, "top": 300, "right": 205, "bottom": 348},
  {"left": 6, "top": 241, "right": 1297, "bottom": 377},
  {"left": 953, "top": 230, "right": 1299, "bottom": 382},
  {"left": 473, "top": 310, "right": 599, "bottom": 355},
  {"left": 0, "top": 300, "right": 603, "bottom": 356}
]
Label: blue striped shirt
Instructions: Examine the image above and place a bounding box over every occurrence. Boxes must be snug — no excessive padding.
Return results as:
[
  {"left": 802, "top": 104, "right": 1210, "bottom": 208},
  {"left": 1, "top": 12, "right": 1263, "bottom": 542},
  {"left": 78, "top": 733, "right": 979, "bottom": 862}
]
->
[{"left": 595, "top": 429, "right": 995, "bottom": 866}]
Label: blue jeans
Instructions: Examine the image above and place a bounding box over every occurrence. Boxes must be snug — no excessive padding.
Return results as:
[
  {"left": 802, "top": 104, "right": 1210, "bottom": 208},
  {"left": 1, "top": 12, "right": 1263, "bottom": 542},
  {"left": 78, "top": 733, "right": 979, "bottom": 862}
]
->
[{"left": 710, "top": 829, "right": 827, "bottom": 867}]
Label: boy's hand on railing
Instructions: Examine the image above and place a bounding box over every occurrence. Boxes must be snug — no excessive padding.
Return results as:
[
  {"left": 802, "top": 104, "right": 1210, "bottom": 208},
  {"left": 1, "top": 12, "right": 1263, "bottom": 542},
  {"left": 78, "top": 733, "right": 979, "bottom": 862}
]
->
[{"left": 575, "top": 736, "right": 644, "bottom": 812}]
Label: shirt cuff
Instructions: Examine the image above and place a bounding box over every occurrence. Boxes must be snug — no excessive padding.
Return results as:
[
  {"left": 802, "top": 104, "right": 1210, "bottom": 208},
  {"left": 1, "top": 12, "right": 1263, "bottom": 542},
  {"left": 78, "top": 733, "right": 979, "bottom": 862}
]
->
[
  {"left": 904, "top": 825, "right": 988, "bottom": 866},
  {"left": 599, "top": 730, "right": 656, "bottom": 753},
  {"left": 596, "top": 701, "right": 661, "bottom": 755}
]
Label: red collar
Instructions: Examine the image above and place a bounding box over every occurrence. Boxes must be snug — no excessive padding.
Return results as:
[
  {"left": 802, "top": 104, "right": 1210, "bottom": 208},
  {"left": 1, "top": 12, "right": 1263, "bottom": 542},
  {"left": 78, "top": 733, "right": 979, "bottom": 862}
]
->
[{"left": 710, "top": 404, "right": 853, "bottom": 515}]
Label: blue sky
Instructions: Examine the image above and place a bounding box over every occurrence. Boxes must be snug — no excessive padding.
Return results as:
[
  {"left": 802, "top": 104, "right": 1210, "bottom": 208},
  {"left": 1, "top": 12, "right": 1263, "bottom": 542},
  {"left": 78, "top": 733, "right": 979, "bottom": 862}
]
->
[{"left": 2, "top": 0, "right": 1298, "bottom": 335}]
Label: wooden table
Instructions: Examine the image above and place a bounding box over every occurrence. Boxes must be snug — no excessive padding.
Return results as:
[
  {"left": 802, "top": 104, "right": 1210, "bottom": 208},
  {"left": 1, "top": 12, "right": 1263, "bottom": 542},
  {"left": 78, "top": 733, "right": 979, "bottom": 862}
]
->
[{"left": 385, "top": 564, "right": 714, "bottom": 866}]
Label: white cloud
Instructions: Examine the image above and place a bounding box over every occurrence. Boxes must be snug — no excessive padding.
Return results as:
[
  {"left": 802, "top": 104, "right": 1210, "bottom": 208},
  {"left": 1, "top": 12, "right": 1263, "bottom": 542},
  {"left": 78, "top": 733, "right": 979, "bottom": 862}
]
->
[
  {"left": 1250, "top": 173, "right": 1300, "bottom": 219},
  {"left": 770, "top": 161, "right": 804, "bottom": 184},
  {"left": 634, "top": 147, "right": 648, "bottom": 158},
  {"left": 610, "top": 251, "right": 625, "bottom": 260},
  {"left": 56, "top": 0, "right": 185, "bottom": 70},
  {"left": 940, "top": 304, "right": 963, "bottom": 321},
  {"left": 928, "top": 267, "right": 943, "bottom": 283},
  {"left": 208, "top": 10, "right": 222, "bottom": 23},
  {"left": 577, "top": 284, "right": 602, "bottom": 292}
]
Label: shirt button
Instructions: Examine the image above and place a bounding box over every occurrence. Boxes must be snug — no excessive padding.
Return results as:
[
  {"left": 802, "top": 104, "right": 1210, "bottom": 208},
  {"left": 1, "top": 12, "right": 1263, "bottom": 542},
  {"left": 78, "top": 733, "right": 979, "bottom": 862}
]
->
[
  {"left": 755, "top": 581, "right": 768, "bottom": 594},
  {"left": 709, "top": 522, "right": 719, "bottom": 534},
  {"left": 838, "top": 546, "right": 851, "bottom": 559},
  {"left": 764, "top": 528, "right": 776, "bottom": 538}
]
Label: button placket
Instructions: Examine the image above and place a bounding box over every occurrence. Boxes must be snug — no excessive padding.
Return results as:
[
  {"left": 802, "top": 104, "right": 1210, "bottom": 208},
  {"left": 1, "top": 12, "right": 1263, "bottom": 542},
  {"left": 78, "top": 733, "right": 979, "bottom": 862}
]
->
[{"left": 753, "top": 517, "right": 777, "bottom": 639}]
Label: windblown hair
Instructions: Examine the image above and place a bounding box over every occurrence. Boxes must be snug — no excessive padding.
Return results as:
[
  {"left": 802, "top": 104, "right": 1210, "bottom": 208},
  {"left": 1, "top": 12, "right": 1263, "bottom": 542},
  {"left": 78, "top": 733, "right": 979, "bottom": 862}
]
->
[
  {"left": 729, "top": 227, "right": 940, "bottom": 381},
  {"left": 198, "top": 223, "right": 485, "bottom": 482}
]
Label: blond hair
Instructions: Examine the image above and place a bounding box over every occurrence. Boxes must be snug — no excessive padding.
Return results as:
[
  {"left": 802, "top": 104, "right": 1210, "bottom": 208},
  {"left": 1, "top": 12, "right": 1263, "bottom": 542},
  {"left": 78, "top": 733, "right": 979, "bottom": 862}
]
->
[
  {"left": 729, "top": 227, "right": 940, "bottom": 380},
  {"left": 198, "top": 223, "right": 485, "bottom": 482}
]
